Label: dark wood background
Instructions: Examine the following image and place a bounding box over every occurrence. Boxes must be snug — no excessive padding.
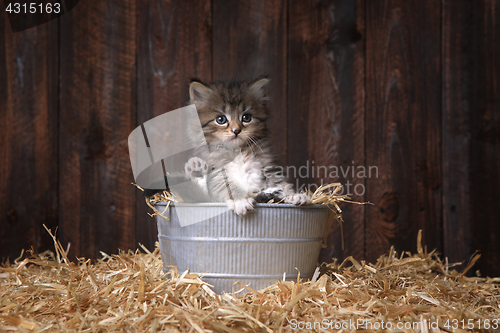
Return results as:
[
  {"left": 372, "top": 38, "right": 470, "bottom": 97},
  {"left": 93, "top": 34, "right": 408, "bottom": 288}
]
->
[{"left": 1, "top": 0, "right": 499, "bottom": 277}]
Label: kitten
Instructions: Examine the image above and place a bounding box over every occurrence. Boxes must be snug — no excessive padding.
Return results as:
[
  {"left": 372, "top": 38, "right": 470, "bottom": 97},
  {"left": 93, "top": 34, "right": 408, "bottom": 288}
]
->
[{"left": 186, "top": 77, "right": 310, "bottom": 215}]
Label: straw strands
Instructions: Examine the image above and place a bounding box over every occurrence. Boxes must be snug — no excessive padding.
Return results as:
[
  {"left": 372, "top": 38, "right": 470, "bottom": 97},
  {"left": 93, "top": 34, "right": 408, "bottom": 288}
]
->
[
  {"left": 140, "top": 182, "right": 356, "bottom": 224},
  {"left": 1, "top": 228, "right": 499, "bottom": 332}
]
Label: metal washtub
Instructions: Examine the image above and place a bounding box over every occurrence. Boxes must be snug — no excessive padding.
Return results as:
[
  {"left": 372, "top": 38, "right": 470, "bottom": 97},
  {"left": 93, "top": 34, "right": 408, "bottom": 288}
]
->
[{"left": 155, "top": 202, "right": 332, "bottom": 294}]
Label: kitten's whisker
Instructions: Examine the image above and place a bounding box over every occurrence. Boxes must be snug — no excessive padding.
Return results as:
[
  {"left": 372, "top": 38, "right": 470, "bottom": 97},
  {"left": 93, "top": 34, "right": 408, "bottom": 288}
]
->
[
  {"left": 248, "top": 137, "right": 259, "bottom": 153},
  {"left": 247, "top": 137, "right": 256, "bottom": 151},
  {"left": 255, "top": 137, "right": 265, "bottom": 152},
  {"left": 249, "top": 136, "right": 264, "bottom": 152},
  {"left": 247, "top": 141, "right": 255, "bottom": 155}
]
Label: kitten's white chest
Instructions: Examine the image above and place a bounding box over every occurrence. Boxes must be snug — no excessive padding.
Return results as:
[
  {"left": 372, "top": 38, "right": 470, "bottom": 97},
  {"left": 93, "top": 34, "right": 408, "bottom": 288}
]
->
[{"left": 225, "top": 153, "right": 264, "bottom": 194}]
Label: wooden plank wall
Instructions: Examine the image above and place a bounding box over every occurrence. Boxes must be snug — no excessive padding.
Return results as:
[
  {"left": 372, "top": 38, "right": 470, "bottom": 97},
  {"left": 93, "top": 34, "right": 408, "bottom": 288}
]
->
[
  {"left": 365, "top": 0, "right": 443, "bottom": 262},
  {"left": 137, "top": 0, "right": 213, "bottom": 250},
  {"left": 0, "top": 0, "right": 499, "bottom": 276},
  {"left": 0, "top": 15, "right": 58, "bottom": 260},
  {"left": 58, "top": 0, "right": 138, "bottom": 258},
  {"left": 469, "top": 0, "right": 500, "bottom": 276},
  {"left": 288, "top": 0, "right": 366, "bottom": 263}
]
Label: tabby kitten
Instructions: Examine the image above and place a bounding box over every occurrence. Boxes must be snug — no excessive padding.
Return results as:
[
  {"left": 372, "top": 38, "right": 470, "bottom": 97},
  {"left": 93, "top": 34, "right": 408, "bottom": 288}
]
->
[{"left": 186, "top": 77, "right": 310, "bottom": 215}]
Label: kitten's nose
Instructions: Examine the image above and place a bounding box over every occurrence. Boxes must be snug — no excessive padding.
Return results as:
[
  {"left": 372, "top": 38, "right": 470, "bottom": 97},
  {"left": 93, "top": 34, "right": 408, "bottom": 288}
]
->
[{"left": 231, "top": 127, "right": 241, "bottom": 135}]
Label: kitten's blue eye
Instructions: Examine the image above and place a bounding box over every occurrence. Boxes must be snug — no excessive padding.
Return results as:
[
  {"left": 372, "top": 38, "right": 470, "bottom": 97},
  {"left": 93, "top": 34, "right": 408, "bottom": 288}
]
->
[
  {"left": 242, "top": 114, "right": 252, "bottom": 123},
  {"left": 215, "top": 115, "right": 227, "bottom": 125}
]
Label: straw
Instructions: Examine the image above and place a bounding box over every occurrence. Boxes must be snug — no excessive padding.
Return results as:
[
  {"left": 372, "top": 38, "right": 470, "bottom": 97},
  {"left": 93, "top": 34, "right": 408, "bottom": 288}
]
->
[{"left": 1, "top": 229, "right": 498, "bottom": 332}]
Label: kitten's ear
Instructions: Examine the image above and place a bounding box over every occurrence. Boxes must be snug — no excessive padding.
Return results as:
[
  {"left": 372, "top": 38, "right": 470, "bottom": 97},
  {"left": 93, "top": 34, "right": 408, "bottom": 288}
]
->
[
  {"left": 189, "top": 80, "right": 212, "bottom": 103},
  {"left": 248, "top": 77, "right": 270, "bottom": 100}
]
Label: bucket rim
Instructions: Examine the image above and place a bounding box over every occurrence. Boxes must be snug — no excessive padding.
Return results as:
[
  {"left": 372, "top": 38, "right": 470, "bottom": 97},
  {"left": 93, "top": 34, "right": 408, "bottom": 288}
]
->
[{"left": 154, "top": 201, "right": 330, "bottom": 210}]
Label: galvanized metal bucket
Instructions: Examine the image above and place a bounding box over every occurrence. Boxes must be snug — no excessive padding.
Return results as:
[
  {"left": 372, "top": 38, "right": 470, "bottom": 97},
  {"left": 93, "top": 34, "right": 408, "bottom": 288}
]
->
[{"left": 155, "top": 202, "right": 332, "bottom": 294}]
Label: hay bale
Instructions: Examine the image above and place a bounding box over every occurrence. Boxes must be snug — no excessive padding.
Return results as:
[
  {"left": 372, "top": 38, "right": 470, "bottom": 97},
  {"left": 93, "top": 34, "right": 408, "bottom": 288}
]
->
[{"left": 1, "top": 228, "right": 499, "bottom": 332}]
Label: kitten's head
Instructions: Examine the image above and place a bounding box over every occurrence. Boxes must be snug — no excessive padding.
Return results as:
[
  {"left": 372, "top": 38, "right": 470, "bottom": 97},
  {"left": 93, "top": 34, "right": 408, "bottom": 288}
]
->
[{"left": 189, "top": 77, "right": 270, "bottom": 149}]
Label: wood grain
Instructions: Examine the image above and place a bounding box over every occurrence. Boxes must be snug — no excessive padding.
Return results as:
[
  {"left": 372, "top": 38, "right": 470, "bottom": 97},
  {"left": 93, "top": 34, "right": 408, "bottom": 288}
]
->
[
  {"left": 442, "top": 0, "right": 473, "bottom": 269},
  {"left": 288, "top": 0, "right": 366, "bottom": 263},
  {"left": 470, "top": 0, "right": 500, "bottom": 277},
  {"left": 365, "top": 0, "right": 442, "bottom": 262},
  {"left": 213, "top": 0, "right": 288, "bottom": 165},
  {"left": 0, "top": 1, "right": 499, "bottom": 277},
  {"left": 137, "top": 0, "right": 212, "bottom": 250},
  {"left": 59, "top": 0, "right": 137, "bottom": 259},
  {"left": 0, "top": 19, "right": 59, "bottom": 260},
  {"left": 287, "top": 0, "right": 314, "bottom": 192}
]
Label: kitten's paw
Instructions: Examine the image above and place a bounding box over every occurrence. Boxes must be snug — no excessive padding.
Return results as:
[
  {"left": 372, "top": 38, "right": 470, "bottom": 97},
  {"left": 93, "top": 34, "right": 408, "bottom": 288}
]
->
[
  {"left": 284, "top": 193, "right": 311, "bottom": 206},
  {"left": 226, "top": 197, "right": 256, "bottom": 216},
  {"left": 185, "top": 157, "right": 208, "bottom": 179},
  {"left": 254, "top": 187, "right": 285, "bottom": 203}
]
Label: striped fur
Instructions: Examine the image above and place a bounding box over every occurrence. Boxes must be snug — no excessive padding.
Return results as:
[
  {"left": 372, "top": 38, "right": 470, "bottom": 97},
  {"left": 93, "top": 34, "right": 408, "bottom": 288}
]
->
[{"left": 188, "top": 78, "right": 309, "bottom": 215}]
